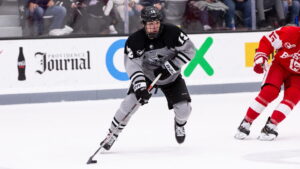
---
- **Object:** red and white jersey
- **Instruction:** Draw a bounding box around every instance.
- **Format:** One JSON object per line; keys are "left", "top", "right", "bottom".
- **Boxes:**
{"left": 257, "top": 26, "right": 300, "bottom": 74}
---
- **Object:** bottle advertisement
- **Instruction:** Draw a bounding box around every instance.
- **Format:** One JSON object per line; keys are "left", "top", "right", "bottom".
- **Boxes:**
{"left": 17, "top": 47, "right": 26, "bottom": 81}
{"left": 0, "top": 33, "right": 263, "bottom": 95}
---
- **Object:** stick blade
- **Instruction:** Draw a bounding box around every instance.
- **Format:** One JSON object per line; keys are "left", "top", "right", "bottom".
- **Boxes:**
{"left": 86, "top": 157, "right": 97, "bottom": 164}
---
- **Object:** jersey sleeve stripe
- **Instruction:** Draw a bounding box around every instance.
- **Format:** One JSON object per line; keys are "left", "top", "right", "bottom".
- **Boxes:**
{"left": 131, "top": 75, "right": 145, "bottom": 84}
{"left": 129, "top": 71, "right": 143, "bottom": 79}
{"left": 176, "top": 55, "right": 187, "bottom": 64}
{"left": 130, "top": 72, "right": 146, "bottom": 84}
{"left": 134, "top": 79, "right": 146, "bottom": 84}
{"left": 130, "top": 71, "right": 144, "bottom": 81}
{"left": 176, "top": 52, "right": 191, "bottom": 63}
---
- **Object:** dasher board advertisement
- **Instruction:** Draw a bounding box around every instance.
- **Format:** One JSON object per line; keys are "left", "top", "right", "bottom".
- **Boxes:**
{"left": 0, "top": 32, "right": 266, "bottom": 95}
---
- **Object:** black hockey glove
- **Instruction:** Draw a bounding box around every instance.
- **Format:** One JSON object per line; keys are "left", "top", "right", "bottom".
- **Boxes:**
{"left": 163, "top": 60, "right": 179, "bottom": 75}
{"left": 133, "top": 82, "right": 152, "bottom": 105}
{"left": 154, "top": 60, "right": 179, "bottom": 80}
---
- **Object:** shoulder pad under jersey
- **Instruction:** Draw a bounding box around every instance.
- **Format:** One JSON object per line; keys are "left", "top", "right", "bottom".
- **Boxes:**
{"left": 124, "top": 30, "right": 146, "bottom": 59}
{"left": 162, "top": 24, "right": 190, "bottom": 47}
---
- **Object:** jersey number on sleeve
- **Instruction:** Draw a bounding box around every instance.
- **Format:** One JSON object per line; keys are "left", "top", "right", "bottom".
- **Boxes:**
{"left": 178, "top": 32, "right": 189, "bottom": 45}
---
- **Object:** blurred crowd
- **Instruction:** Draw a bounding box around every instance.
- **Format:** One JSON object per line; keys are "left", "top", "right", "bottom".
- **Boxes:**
{"left": 19, "top": 0, "right": 300, "bottom": 37}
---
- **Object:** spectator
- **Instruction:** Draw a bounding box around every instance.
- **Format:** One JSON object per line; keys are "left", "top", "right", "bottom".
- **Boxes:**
{"left": 256, "top": 0, "right": 286, "bottom": 29}
{"left": 103, "top": 0, "right": 138, "bottom": 34}
{"left": 184, "top": 0, "right": 228, "bottom": 32}
{"left": 163, "top": 0, "right": 188, "bottom": 27}
{"left": 138, "top": 0, "right": 164, "bottom": 10}
{"left": 25, "top": 0, "right": 73, "bottom": 36}
{"left": 222, "top": 0, "right": 252, "bottom": 30}
{"left": 282, "top": 0, "right": 300, "bottom": 25}
{"left": 84, "top": 0, "right": 113, "bottom": 34}
{"left": 63, "top": 0, "right": 89, "bottom": 34}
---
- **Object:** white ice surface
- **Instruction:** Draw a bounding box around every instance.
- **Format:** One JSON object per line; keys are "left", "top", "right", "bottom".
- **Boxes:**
{"left": 0, "top": 92, "right": 300, "bottom": 169}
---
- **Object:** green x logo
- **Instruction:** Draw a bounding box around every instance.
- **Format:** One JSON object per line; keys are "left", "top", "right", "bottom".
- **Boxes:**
{"left": 184, "top": 37, "right": 214, "bottom": 77}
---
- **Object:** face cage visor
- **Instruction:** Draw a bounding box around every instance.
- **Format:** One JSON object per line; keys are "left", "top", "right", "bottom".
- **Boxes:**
{"left": 144, "top": 20, "right": 161, "bottom": 39}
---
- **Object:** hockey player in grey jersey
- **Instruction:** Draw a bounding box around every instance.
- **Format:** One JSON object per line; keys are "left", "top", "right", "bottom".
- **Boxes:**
{"left": 100, "top": 6, "right": 196, "bottom": 150}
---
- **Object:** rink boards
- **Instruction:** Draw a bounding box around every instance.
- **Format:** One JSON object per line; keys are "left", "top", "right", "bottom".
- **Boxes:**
{"left": 0, "top": 31, "right": 268, "bottom": 104}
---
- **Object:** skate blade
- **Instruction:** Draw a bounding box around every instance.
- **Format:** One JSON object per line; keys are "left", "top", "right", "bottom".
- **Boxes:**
{"left": 257, "top": 133, "right": 276, "bottom": 141}
{"left": 234, "top": 132, "right": 248, "bottom": 140}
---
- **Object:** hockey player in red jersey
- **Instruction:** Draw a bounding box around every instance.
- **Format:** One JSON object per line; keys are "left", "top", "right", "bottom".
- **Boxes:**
{"left": 235, "top": 26, "right": 300, "bottom": 141}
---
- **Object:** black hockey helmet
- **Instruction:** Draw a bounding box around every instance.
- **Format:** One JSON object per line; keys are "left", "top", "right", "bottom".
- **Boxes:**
{"left": 141, "top": 6, "right": 163, "bottom": 24}
{"left": 141, "top": 6, "right": 163, "bottom": 39}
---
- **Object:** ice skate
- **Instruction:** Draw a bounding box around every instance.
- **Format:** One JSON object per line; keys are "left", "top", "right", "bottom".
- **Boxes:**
{"left": 234, "top": 119, "right": 251, "bottom": 140}
{"left": 100, "top": 131, "right": 118, "bottom": 150}
{"left": 258, "top": 117, "right": 278, "bottom": 141}
{"left": 175, "top": 121, "right": 186, "bottom": 144}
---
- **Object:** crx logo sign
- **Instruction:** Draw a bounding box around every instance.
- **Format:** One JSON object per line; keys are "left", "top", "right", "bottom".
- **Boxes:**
{"left": 106, "top": 37, "right": 214, "bottom": 81}
{"left": 184, "top": 37, "right": 214, "bottom": 77}
{"left": 106, "top": 39, "right": 128, "bottom": 81}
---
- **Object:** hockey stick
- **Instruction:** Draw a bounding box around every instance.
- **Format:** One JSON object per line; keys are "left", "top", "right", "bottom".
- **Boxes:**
{"left": 86, "top": 73, "right": 162, "bottom": 164}
{"left": 263, "top": 62, "right": 270, "bottom": 72}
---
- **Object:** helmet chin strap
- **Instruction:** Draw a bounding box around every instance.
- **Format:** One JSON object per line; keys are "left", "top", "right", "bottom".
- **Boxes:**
{"left": 147, "top": 32, "right": 159, "bottom": 39}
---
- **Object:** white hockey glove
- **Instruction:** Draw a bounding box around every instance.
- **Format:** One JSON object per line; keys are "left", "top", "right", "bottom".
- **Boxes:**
{"left": 253, "top": 52, "right": 268, "bottom": 74}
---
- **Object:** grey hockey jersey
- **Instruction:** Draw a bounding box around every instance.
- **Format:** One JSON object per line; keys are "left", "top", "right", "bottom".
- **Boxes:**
{"left": 124, "top": 23, "right": 196, "bottom": 86}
